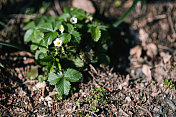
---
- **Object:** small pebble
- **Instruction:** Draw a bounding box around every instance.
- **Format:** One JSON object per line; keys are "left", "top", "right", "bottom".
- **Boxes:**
{"left": 23, "top": 56, "right": 27, "bottom": 60}
{"left": 126, "top": 96, "right": 131, "bottom": 102}
{"left": 123, "top": 82, "right": 127, "bottom": 86}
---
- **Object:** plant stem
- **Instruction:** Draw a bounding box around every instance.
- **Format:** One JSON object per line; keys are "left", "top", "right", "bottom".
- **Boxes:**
{"left": 0, "top": 41, "right": 32, "bottom": 54}
{"left": 113, "top": 0, "right": 141, "bottom": 28}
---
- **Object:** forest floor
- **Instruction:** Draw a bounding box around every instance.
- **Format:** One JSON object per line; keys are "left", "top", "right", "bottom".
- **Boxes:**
{"left": 0, "top": 0, "right": 176, "bottom": 116}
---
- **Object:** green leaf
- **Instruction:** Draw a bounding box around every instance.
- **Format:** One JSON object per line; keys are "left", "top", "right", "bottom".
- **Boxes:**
{"left": 44, "top": 32, "right": 58, "bottom": 45}
{"left": 28, "top": 30, "right": 44, "bottom": 50}
{"left": 24, "top": 29, "right": 34, "bottom": 42}
{"left": 48, "top": 72, "right": 63, "bottom": 85}
{"left": 47, "top": 62, "right": 54, "bottom": 72}
{"left": 72, "top": 8, "right": 86, "bottom": 20}
{"left": 39, "top": 40, "right": 47, "bottom": 52}
{"left": 57, "top": 13, "right": 70, "bottom": 21}
{"left": 72, "top": 30, "right": 81, "bottom": 44}
{"left": 67, "top": 24, "right": 81, "bottom": 44}
{"left": 27, "top": 66, "right": 38, "bottom": 80}
{"left": 53, "top": 21, "right": 61, "bottom": 31}
{"left": 67, "top": 24, "right": 74, "bottom": 34}
{"left": 38, "top": 23, "right": 54, "bottom": 32}
{"left": 64, "top": 68, "right": 82, "bottom": 82}
{"left": 35, "top": 17, "right": 45, "bottom": 26}
{"left": 40, "top": 55, "right": 53, "bottom": 62}
{"left": 47, "top": 16, "right": 55, "bottom": 23}
{"left": 98, "top": 54, "right": 110, "bottom": 66}
{"left": 63, "top": 6, "right": 72, "bottom": 13}
{"left": 56, "top": 78, "right": 71, "bottom": 95}
{"left": 90, "top": 27, "right": 101, "bottom": 42}
{"left": 38, "top": 75, "right": 46, "bottom": 82}
{"left": 32, "top": 30, "right": 44, "bottom": 42}
{"left": 30, "top": 44, "right": 38, "bottom": 50}
{"left": 59, "top": 33, "right": 71, "bottom": 44}
{"left": 35, "top": 50, "right": 42, "bottom": 60}
{"left": 23, "top": 21, "right": 35, "bottom": 30}
{"left": 73, "top": 57, "right": 84, "bottom": 68}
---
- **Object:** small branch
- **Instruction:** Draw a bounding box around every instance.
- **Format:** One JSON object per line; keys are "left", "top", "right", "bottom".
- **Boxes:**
{"left": 54, "top": 0, "right": 63, "bottom": 15}
{"left": 9, "top": 14, "right": 35, "bottom": 19}
{"left": 168, "top": 14, "right": 176, "bottom": 38}
{"left": 89, "top": 64, "right": 98, "bottom": 74}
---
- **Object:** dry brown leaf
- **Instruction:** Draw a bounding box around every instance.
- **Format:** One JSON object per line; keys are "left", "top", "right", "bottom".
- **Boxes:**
{"left": 130, "top": 45, "right": 142, "bottom": 58}
{"left": 33, "top": 82, "right": 46, "bottom": 91}
{"left": 142, "top": 65, "right": 152, "bottom": 82}
{"left": 139, "top": 29, "right": 148, "bottom": 46}
{"left": 72, "top": 0, "right": 95, "bottom": 13}
{"left": 160, "top": 52, "right": 171, "bottom": 63}
{"left": 146, "top": 43, "right": 157, "bottom": 58}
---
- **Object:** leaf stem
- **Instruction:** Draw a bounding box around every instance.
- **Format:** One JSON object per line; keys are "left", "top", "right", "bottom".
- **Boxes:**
{"left": 0, "top": 41, "right": 32, "bottom": 53}
{"left": 113, "top": 0, "right": 141, "bottom": 28}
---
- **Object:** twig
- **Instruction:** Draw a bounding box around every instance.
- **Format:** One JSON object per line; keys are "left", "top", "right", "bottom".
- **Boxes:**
{"left": 158, "top": 44, "right": 174, "bottom": 53}
{"left": 168, "top": 14, "right": 176, "bottom": 38}
{"left": 137, "top": 105, "right": 152, "bottom": 117}
{"left": 119, "top": 107, "right": 129, "bottom": 117}
{"left": 9, "top": 14, "right": 35, "bottom": 19}
{"left": 147, "top": 14, "right": 166, "bottom": 23}
{"left": 89, "top": 64, "right": 98, "bottom": 74}
{"left": 54, "top": 0, "right": 63, "bottom": 15}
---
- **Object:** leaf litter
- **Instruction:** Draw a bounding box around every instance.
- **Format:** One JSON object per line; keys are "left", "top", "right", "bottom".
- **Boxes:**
{"left": 0, "top": 0, "right": 176, "bottom": 117}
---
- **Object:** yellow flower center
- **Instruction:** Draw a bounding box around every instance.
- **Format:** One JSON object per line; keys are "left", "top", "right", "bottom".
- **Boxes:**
{"left": 61, "top": 27, "right": 64, "bottom": 30}
{"left": 56, "top": 41, "right": 60, "bottom": 45}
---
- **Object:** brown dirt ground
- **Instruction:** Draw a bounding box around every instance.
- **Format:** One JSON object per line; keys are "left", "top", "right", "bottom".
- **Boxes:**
{"left": 0, "top": 0, "right": 176, "bottom": 116}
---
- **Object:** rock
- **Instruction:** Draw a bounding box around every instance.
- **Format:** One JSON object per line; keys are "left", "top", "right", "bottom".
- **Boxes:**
{"left": 72, "top": 0, "right": 95, "bottom": 13}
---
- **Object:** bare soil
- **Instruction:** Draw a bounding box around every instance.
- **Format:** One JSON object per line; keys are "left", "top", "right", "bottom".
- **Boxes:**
{"left": 0, "top": 0, "right": 176, "bottom": 116}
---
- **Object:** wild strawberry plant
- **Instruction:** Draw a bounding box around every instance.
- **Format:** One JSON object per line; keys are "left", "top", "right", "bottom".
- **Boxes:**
{"left": 23, "top": 7, "right": 110, "bottom": 96}
{"left": 0, "top": 0, "right": 140, "bottom": 96}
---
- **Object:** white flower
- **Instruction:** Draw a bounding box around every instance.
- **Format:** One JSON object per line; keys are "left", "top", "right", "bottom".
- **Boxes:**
{"left": 54, "top": 38, "right": 62, "bottom": 47}
{"left": 70, "top": 17, "right": 77, "bottom": 24}
{"left": 59, "top": 25, "right": 64, "bottom": 33}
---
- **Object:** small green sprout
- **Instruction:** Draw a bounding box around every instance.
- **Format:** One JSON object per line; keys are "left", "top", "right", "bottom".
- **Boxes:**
{"left": 163, "top": 79, "right": 176, "bottom": 89}
{"left": 53, "top": 93, "right": 62, "bottom": 102}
